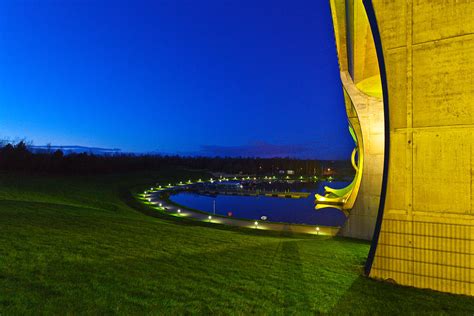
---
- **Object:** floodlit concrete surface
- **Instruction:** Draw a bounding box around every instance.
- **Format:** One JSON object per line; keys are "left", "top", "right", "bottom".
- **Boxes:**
{"left": 329, "top": 0, "right": 384, "bottom": 241}
{"left": 330, "top": 0, "right": 474, "bottom": 296}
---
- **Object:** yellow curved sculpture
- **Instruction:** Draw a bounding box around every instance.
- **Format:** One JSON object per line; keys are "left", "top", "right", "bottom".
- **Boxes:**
{"left": 315, "top": 124, "right": 363, "bottom": 214}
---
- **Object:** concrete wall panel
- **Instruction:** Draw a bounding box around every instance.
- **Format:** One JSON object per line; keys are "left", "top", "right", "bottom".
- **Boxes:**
{"left": 385, "top": 131, "right": 407, "bottom": 211}
{"left": 368, "top": 0, "right": 474, "bottom": 295}
{"left": 372, "top": 0, "right": 406, "bottom": 49}
{"left": 330, "top": 0, "right": 474, "bottom": 296}
{"left": 413, "top": 0, "right": 474, "bottom": 44}
{"left": 413, "top": 35, "right": 474, "bottom": 127}
{"left": 385, "top": 48, "right": 407, "bottom": 129}
{"left": 413, "top": 129, "right": 472, "bottom": 214}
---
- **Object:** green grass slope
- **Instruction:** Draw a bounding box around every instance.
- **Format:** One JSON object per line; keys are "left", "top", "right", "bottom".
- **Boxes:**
{"left": 0, "top": 170, "right": 473, "bottom": 314}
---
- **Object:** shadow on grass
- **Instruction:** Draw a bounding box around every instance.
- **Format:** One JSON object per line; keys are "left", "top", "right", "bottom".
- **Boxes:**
{"left": 329, "top": 275, "right": 474, "bottom": 315}
{"left": 279, "top": 240, "right": 311, "bottom": 312}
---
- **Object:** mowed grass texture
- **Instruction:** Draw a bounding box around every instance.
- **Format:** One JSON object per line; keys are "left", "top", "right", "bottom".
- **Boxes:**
{"left": 1, "top": 170, "right": 473, "bottom": 314}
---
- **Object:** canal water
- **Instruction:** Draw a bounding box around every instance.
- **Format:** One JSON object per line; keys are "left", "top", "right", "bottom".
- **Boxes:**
{"left": 169, "top": 181, "right": 349, "bottom": 226}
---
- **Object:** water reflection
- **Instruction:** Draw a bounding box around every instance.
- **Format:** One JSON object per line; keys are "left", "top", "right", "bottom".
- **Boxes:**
{"left": 170, "top": 181, "right": 349, "bottom": 226}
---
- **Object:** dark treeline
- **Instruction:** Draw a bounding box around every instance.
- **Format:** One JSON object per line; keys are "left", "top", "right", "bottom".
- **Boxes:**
{"left": 0, "top": 141, "right": 353, "bottom": 177}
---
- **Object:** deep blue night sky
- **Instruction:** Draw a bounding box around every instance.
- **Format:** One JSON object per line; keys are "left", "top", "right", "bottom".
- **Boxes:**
{"left": 0, "top": 0, "right": 353, "bottom": 160}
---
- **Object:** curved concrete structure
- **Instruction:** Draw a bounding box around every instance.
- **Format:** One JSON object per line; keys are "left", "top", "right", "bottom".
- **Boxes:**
{"left": 328, "top": 0, "right": 385, "bottom": 241}
{"left": 329, "top": 0, "right": 474, "bottom": 296}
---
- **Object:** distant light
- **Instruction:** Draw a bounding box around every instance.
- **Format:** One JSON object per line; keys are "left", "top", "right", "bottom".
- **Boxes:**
{"left": 177, "top": 209, "right": 181, "bottom": 213}
{"left": 208, "top": 215, "right": 212, "bottom": 220}
{"left": 168, "top": 183, "right": 171, "bottom": 186}
{"left": 147, "top": 198, "right": 151, "bottom": 202}
{"left": 261, "top": 216, "right": 267, "bottom": 221}
{"left": 158, "top": 186, "right": 162, "bottom": 189}
{"left": 316, "top": 227, "right": 320, "bottom": 231}
{"left": 159, "top": 203, "right": 163, "bottom": 207}
{"left": 254, "top": 221, "right": 259, "bottom": 226}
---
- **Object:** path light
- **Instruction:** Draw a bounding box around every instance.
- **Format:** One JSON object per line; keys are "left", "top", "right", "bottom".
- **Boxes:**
{"left": 158, "top": 185, "right": 162, "bottom": 189}
{"left": 177, "top": 209, "right": 181, "bottom": 214}
{"left": 254, "top": 221, "right": 259, "bottom": 228}
{"left": 208, "top": 215, "right": 212, "bottom": 221}
{"left": 316, "top": 227, "right": 320, "bottom": 235}
{"left": 147, "top": 198, "right": 151, "bottom": 202}
{"left": 159, "top": 203, "right": 163, "bottom": 207}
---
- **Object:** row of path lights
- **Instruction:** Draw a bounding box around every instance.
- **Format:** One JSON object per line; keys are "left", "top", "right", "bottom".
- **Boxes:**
{"left": 142, "top": 178, "right": 326, "bottom": 234}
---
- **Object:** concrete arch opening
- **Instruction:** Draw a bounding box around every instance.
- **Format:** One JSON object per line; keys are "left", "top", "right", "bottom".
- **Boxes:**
{"left": 319, "top": 0, "right": 385, "bottom": 241}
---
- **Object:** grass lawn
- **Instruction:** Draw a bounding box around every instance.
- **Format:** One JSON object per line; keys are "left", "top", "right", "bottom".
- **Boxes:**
{"left": 0, "top": 169, "right": 473, "bottom": 314}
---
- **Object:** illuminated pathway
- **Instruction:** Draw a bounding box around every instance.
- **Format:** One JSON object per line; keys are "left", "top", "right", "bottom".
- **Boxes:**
{"left": 137, "top": 178, "right": 339, "bottom": 236}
